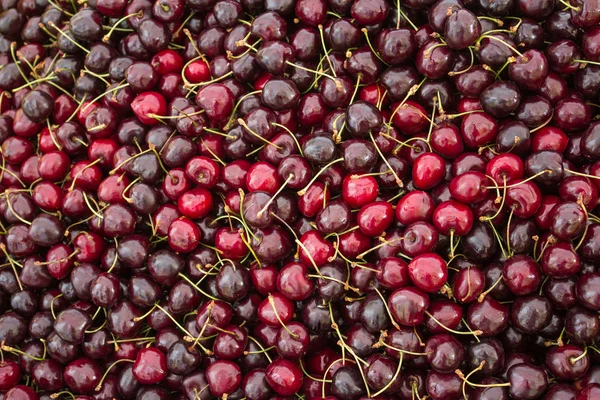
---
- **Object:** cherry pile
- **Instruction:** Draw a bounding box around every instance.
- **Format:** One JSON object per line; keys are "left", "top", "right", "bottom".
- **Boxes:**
{"left": 1, "top": 0, "right": 600, "bottom": 398}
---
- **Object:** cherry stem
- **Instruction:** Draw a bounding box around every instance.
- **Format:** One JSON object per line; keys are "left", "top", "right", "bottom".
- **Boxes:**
{"left": 121, "top": 176, "right": 142, "bottom": 203}
{"left": 449, "top": 47, "right": 475, "bottom": 76}
{"left": 84, "top": 68, "right": 110, "bottom": 85}
{"left": 299, "top": 359, "right": 332, "bottom": 383}
{"left": 271, "top": 122, "right": 304, "bottom": 156}
{"left": 535, "top": 235, "right": 556, "bottom": 262}
{"left": 237, "top": 118, "right": 283, "bottom": 149}
{"left": 69, "top": 158, "right": 103, "bottom": 192}
{"left": 425, "top": 310, "right": 483, "bottom": 337}
{"left": 244, "top": 345, "right": 275, "bottom": 355}
{"left": 95, "top": 359, "right": 134, "bottom": 391}
{"left": 317, "top": 24, "right": 337, "bottom": 77}
{"left": 477, "top": 16, "right": 504, "bottom": 26}
{"left": 155, "top": 303, "right": 195, "bottom": 339}
{"left": 371, "top": 285, "right": 401, "bottom": 330}
{"left": 480, "top": 176, "right": 506, "bottom": 222}
{"left": 574, "top": 199, "right": 589, "bottom": 251}
{"left": 248, "top": 335, "right": 273, "bottom": 363}
{"left": 268, "top": 294, "right": 299, "bottom": 339}
{"left": 308, "top": 274, "right": 359, "bottom": 293}
{"left": 399, "top": 8, "right": 418, "bottom": 30}
{"left": 297, "top": 157, "right": 344, "bottom": 196}
{"left": 478, "top": 275, "right": 503, "bottom": 302}
{"left": 558, "top": 0, "right": 580, "bottom": 11}
{"left": 257, "top": 174, "right": 294, "bottom": 217}
{"left": 286, "top": 60, "right": 339, "bottom": 84}
{"left": 11, "top": 74, "right": 58, "bottom": 93}
{"left": 386, "top": 77, "right": 426, "bottom": 136}
{"left": 377, "top": 339, "right": 431, "bottom": 356}
{"left": 457, "top": 361, "right": 510, "bottom": 388}
{"left": 479, "top": 35, "right": 524, "bottom": 57}
{"left": 372, "top": 353, "right": 403, "bottom": 397}
{"left": 109, "top": 147, "right": 153, "bottom": 175}
{"left": 1, "top": 345, "right": 45, "bottom": 361}
{"left": 531, "top": 114, "right": 554, "bottom": 133}
{"left": 362, "top": 28, "right": 388, "bottom": 66}
{"left": 50, "top": 391, "right": 75, "bottom": 399}
{"left": 505, "top": 208, "right": 515, "bottom": 256}
{"left": 344, "top": 73, "right": 362, "bottom": 105}
{"left": 9, "top": 43, "right": 30, "bottom": 85}
{"left": 570, "top": 347, "right": 588, "bottom": 364}
{"left": 200, "top": 138, "right": 226, "bottom": 166}
{"left": 48, "top": 22, "right": 90, "bottom": 54}
{"left": 327, "top": 302, "right": 371, "bottom": 396}
{"left": 132, "top": 304, "right": 158, "bottom": 322}
{"left": 4, "top": 191, "right": 31, "bottom": 226}
{"left": 178, "top": 273, "right": 221, "bottom": 302}
{"left": 0, "top": 243, "right": 22, "bottom": 291}
{"left": 564, "top": 168, "right": 600, "bottom": 181}
{"left": 357, "top": 236, "right": 402, "bottom": 260}
{"left": 485, "top": 170, "right": 551, "bottom": 189}
{"left": 82, "top": 83, "right": 130, "bottom": 114}
{"left": 103, "top": 12, "right": 143, "bottom": 42}
{"left": 82, "top": 192, "right": 104, "bottom": 221}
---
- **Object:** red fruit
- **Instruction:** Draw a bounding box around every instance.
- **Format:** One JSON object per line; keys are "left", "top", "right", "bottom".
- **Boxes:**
{"left": 342, "top": 175, "right": 378, "bottom": 208}
{"left": 408, "top": 253, "right": 448, "bottom": 293}
{"left": 184, "top": 59, "right": 210, "bottom": 83}
{"left": 131, "top": 92, "right": 167, "bottom": 126}
{"left": 133, "top": 348, "right": 167, "bottom": 384}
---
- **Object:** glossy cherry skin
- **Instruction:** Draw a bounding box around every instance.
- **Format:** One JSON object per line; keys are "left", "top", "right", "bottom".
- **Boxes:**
{"left": 396, "top": 191, "right": 435, "bottom": 225}
{"left": 503, "top": 255, "right": 542, "bottom": 295}
{"left": 432, "top": 200, "right": 474, "bottom": 236}
{"left": 577, "top": 273, "right": 600, "bottom": 311}
{"left": 467, "top": 297, "right": 510, "bottom": 337}
{"left": 412, "top": 152, "right": 446, "bottom": 190}
{"left": 357, "top": 202, "right": 394, "bottom": 237}
{"left": 265, "top": 358, "right": 304, "bottom": 396}
{"left": 342, "top": 175, "right": 378, "bottom": 209}
{"left": 505, "top": 180, "right": 542, "bottom": 218}
{"left": 425, "top": 333, "right": 465, "bottom": 373}
{"left": 205, "top": 360, "right": 242, "bottom": 397}
{"left": 549, "top": 201, "right": 587, "bottom": 241}
{"left": 131, "top": 92, "right": 167, "bottom": 125}
{"left": 63, "top": 357, "right": 102, "bottom": 394}
{"left": 0, "top": 360, "right": 21, "bottom": 390}
{"left": 388, "top": 287, "right": 430, "bottom": 327}
{"left": 507, "top": 363, "right": 548, "bottom": 400}
{"left": 407, "top": 253, "right": 447, "bottom": 293}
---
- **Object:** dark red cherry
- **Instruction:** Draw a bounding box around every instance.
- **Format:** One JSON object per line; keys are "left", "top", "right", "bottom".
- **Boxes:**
{"left": 133, "top": 347, "right": 167, "bottom": 384}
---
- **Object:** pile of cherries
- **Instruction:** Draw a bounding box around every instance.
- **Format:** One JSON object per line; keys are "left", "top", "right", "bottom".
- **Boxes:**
{"left": 2, "top": 0, "right": 600, "bottom": 397}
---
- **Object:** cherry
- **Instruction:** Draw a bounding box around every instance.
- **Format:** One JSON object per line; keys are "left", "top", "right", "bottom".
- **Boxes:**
{"left": 426, "top": 333, "right": 465, "bottom": 373}
{"left": 357, "top": 201, "right": 394, "bottom": 237}
{"left": 480, "top": 81, "right": 521, "bottom": 118}
{"left": 461, "top": 112, "right": 499, "bottom": 150}
{"left": 388, "top": 287, "right": 429, "bottom": 327}
{"left": 4, "top": 385, "right": 39, "bottom": 400}
{"left": 407, "top": 253, "right": 447, "bottom": 293}
{"left": 206, "top": 360, "right": 242, "bottom": 397}
{"left": 412, "top": 152, "right": 446, "bottom": 190}
{"left": 63, "top": 357, "right": 102, "bottom": 394}
{"left": 577, "top": 272, "right": 600, "bottom": 311}
{"left": 396, "top": 190, "right": 435, "bottom": 225}
{"left": 549, "top": 201, "right": 587, "bottom": 241}
{"left": 503, "top": 255, "right": 542, "bottom": 295}
{"left": 467, "top": 297, "right": 510, "bottom": 337}
{"left": 133, "top": 347, "right": 167, "bottom": 384}
{"left": 168, "top": 217, "right": 201, "bottom": 253}
{"left": 131, "top": 92, "right": 167, "bottom": 125}
{"left": 0, "top": 360, "right": 21, "bottom": 390}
